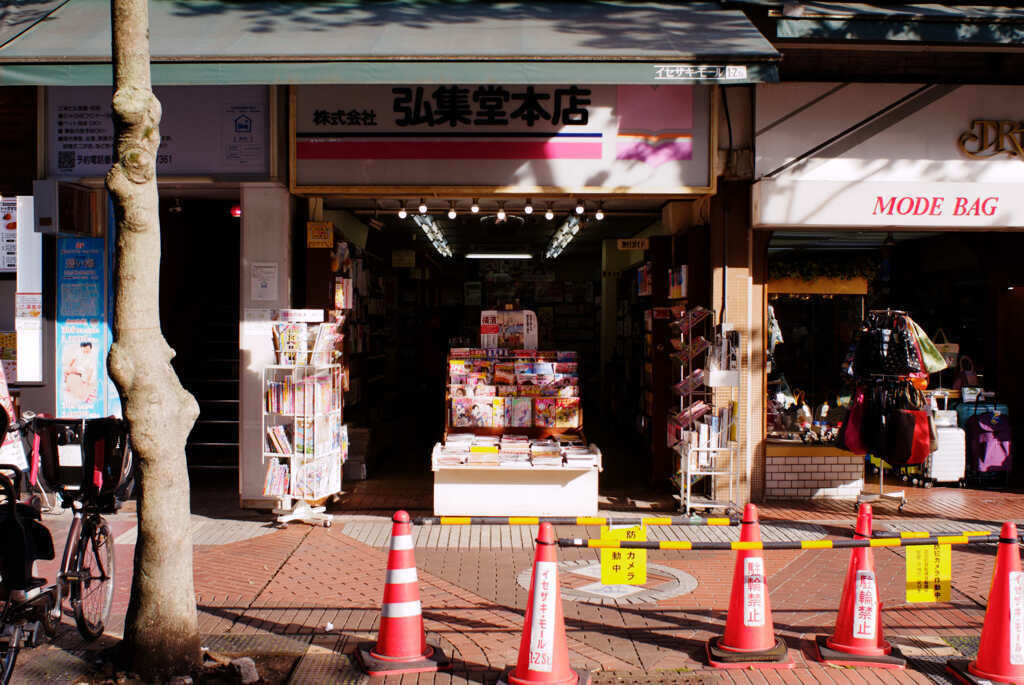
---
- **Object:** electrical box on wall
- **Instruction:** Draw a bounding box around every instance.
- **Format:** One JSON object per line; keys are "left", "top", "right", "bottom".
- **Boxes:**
{"left": 32, "top": 180, "right": 101, "bottom": 237}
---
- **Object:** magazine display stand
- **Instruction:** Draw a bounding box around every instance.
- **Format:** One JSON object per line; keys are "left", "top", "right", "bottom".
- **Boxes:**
{"left": 668, "top": 308, "right": 737, "bottom": 515}
{"left": 262, "top": 361, "right": 345, "bottom": 527}
{"left": 432, "top": 349, "right": 601, "bottom": 516}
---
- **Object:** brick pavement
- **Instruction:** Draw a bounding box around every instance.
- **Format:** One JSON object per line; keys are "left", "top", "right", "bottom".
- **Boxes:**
{"left": 12, "top": 473, "right": 1024, "bottom": 685}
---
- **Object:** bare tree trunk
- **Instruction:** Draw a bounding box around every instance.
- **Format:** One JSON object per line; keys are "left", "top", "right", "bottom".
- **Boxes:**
{"left": 106, "top": 0, "right": 201, "bottom": 679}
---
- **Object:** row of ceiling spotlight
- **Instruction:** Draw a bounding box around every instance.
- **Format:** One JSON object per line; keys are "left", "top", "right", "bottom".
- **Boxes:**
{"left": 396, "top": 198, "right": 604, "bottom": 221}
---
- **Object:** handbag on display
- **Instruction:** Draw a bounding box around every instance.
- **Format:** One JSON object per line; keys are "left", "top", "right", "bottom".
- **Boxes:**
{"left": 953, "top": 356, "right": 980, "bottom": 390}
{"left": 838, "top": 386, "right": 869, "bottom": 455}
{"left": 907, "top": 318, "right": 948, "bottom": 374}
{"left": 893, "top": 316, "right": 923, "bottom": 374}
{"left": 884, "top": 407, "right": 932, "bottom": 466}
{"left": 932, "top": 329, "right": 959, "bottom": 368}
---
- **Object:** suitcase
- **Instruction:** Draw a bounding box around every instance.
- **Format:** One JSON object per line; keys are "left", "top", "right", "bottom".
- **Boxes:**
{"left": 957, "top": 401, "right": 1009, "bottom": 428}
{"left": 927, "top": 426, "right": 966, "bottom": 484}
{"left": 966, "top": 411, "right": 1012, "bottom": 474}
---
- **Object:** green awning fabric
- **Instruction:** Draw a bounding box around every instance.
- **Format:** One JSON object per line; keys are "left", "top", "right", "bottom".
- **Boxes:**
{"left": 0, "top": 0, "right": 779, "bottom": 86}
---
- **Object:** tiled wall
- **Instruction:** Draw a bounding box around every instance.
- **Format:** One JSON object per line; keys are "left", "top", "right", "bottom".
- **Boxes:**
{"left": 765, "top": 454, "right": 864, "bottom": 499}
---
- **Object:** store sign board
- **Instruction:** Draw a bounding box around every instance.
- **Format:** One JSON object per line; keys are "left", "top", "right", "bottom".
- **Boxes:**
{"left": 754, "top": 179, "right": 1024, "bottom": 228}
{"left": 306, "top": 221, "right": 333, "bottom": 248}
{"left": 293, "top": 84, "right": 711, "bottom": 192}
{"left": 617, "top": 238, "right": 649, "bottom": 250}
{"left": 46, "top": 85, "right": 268, "bottom": 178}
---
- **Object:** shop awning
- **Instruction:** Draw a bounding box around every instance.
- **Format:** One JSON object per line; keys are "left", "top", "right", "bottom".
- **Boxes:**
{"left": 0, "top": 0, "right": 779, "bottom": 86}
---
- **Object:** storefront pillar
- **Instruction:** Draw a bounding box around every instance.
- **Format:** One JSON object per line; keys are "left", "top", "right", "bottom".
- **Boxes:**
{"left": 709, "top": 181, "right": 766, "bottom": 503}
{"left": 238, "top": 182, "right": 294, "bottom": 508}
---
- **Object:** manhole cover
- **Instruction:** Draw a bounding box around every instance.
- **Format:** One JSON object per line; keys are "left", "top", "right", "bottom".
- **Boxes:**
{"left": 516, "top": 559, "right": 697, "bottom": 605}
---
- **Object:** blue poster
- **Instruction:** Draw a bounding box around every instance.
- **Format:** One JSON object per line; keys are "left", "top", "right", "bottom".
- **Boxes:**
{"left": 56, "top": 238, "right": 108, "bottom": 417}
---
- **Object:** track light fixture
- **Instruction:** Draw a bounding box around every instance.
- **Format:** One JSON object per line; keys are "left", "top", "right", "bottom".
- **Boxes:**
{"left": 545, "top": 216, "right": 581, "bottom": 259}
{"left": 496, "top": 201, "right": 507, "bottom": 222}
{"left": 545, "top": 203, "right": 554, "bottom": 221}
{"left": 470, "top": 198, "right": 480, "bottom": 213}
{"left": 524, "top": 199, "right": 534, "bottom": 215}
{"left": 397, "top": 202, "right": 407, "bottom": 219}
{"left": 448, "top": 201, "right": 457, "bottom": 220}
{"left": 575, "top": 199, "right": 585, "bottom": 215}
{"left": 418, "top": 198, "right": 428, "bottom": 214}
{"left": 413, "top": 215, "right": 452, "bottom": 257}
{"left": 595, "top": 202, "right": 604, "bottom": 221}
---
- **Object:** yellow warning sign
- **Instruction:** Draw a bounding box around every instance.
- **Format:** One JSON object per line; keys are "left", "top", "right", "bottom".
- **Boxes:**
{"left": 600, "top": 525, "right": 646, "bottom": 585}
{"left": 905, "top": 544, "right": 951, "bottom": 603}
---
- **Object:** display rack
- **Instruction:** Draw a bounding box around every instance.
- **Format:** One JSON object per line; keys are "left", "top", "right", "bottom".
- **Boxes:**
{"left": 262, "top": 363, "right": 345, "bottom": 526}
{"left": 667, "top": 308, "right": 737, "bottom": 515}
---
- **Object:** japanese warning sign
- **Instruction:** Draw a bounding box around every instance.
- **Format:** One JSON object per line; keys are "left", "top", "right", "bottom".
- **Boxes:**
{"left": 743, "top": 557, "right": 766, "bottom": 627}
{"left": 1010, "top": 571, "right": 1024, "bottom": 665}
{"left": 600, "top": 525, "right": 647, "bottom": 585}
{"left": 528, "top": 561, "right": 558, "bottom": 673}
{"left": 905, "top": 544, "right": 951, "bottom": 603}
{"left": 852, "top": 570, "right": 878, "bottom": 640}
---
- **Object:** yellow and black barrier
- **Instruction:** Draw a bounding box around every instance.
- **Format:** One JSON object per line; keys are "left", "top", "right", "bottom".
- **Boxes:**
{"left": 413, "top": 515, "right": 738, "bottom": 527}
{"left": 557, "top": 533, "right": 1009, "bottom": 551}
{"left": 871, "top": 530, "right": 999, "bottom": 539}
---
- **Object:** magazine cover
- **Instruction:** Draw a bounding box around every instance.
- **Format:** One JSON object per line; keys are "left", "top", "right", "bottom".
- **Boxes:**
{"left": 449, "top": 384, "right": 473, "bottom": 398}
{"left": 506, "top": 397, "right": 533, "bottom": 427}
{"left": 491, "top": 397, "right": 506, "bottom": 428}
{"left": 273, "top": 322, "right": 308, "bottom": 365}
{"left": 557, "top": 350, "right": 577, "bottom": 361}
{"left": 494, "top": 362, "right": 516, "bottom": 384}
{"left": 474, "top": 385, "right": 496, "bottom": 397}
{"left": 534, "top": 398, "right": 557, "bottom": 427}
{"left": 555, "top": 362, "right": 578, "bottom": 375}
{"left": 451, "top": 398, "right": 475, "bottom": 427}
{"left": 469, "top": 399, "right": 493, "bottom": 427}
{"left": 497, "top": 385, "right": 518, "bottom": 396}
{"left": 555, "top": 398, "right": 581, "bottom": 428}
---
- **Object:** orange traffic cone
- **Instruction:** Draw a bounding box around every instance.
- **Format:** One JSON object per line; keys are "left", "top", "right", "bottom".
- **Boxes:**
{"left": 948, "top": 521, "right": 1024, "bottom": 685}
{"left": 706, "top": 503, "right": 794, "bottom": 669}
{"left": 816, "top": 503, "right": 906, "bottom": 668}
{"left": 355, "top": 510, "right": 451, "bottom": 676}
{"left": 499, "top": 522, "right": 591, "bottom": 685}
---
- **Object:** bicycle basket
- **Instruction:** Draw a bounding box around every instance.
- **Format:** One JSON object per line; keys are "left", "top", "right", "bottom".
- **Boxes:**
{"left": 35, "top": 417, "right": 132, "bottom": 505}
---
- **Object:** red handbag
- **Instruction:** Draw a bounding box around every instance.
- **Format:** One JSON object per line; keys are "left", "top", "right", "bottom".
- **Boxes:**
{"left": 885, "top": 408, "right": 932, "bottom": 466}
{"left": 840, "top": 386, "right": 869, "bottom": 454}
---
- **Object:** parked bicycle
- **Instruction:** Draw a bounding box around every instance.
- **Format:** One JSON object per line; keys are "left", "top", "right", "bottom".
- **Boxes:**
{"left": 0, "top": 409, "right": 133, "bottom": 684}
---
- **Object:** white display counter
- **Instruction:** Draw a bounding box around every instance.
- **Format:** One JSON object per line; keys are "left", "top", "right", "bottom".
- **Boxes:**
{"left": 431, "top": 443, "right": 601, "bottom": 516}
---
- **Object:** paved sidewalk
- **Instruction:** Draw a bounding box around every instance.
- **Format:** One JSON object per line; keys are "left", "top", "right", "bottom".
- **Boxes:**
{"left": 11, "top": 473, "right": 1024, "bottom": 684}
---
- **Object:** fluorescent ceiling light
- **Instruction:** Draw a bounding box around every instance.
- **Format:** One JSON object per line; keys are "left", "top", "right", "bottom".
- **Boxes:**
{"left": 465, "top": 252, "right": 533, "bottom": 260}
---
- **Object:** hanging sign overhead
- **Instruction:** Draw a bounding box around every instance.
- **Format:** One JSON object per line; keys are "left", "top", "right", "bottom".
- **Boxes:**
{"left": 293, "top": 84, "right": 711, "bottom": 193}
{"left": 617, "top": 238, "right": 649, "bottom": 251}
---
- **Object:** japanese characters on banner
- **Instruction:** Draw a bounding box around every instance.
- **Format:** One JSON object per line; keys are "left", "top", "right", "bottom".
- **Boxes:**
{"left": 47, "top": 86, "right": 268, "bottom": 178}
{"left": 600, "top": 525, "right": 647, "bottom": 585}
{"left": 56, "top": 238, "right": 108, "bottom": 418}
{"left": 480, "top": 310, "right": 538, "bottom": 350}
{"left": 743, "top": 557, "right": 766, "bottom": 627}
{"left": 294, "top": 84, "right": 710, "bottom": 191}
{"left": 528, "top": 560, "right": 558, "bottom": 673}
{"left": 1010, "top": 571, "right": 1024, "bottom": 665}
{"left": 0, "top": 197, "right": 17, "bottom": 272}
{"left": 905, "top": 544, "right": 952, "bottom": 603}
{"left": 852, "top": 570, "right": 877, "bottom": 640}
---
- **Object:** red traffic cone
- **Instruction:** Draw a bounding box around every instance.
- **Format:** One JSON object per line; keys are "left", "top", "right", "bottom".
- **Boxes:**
{"left": 816, "top": 503, "right": 905, "bottom": 668}
{"left": 355, "top": 510, "right": 451, "bottom": 676}
{"left": 499, "top": 522, "right": 591, "bottom": 685}
{"left": 706, "top": 503, "right": 794, "bottom": 669}
{"left": 948, "top": 522, "right": 1024, "bottom": 685}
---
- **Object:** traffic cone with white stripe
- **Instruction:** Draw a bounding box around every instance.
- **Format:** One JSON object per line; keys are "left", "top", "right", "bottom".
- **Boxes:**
{"left": 355, "top": 510, "right": 451, "bottom": 676}
{"left": 816, "top": 503, "right": 906, "bottom": 668}
{"left": 947, "top": 521, "right": 1024, "bottom": 685}
{"left": 706, "top": 503, "right": 794, "bottom": 669}
{"left": 498, "top": 522, "right": 591, "bottom": 685}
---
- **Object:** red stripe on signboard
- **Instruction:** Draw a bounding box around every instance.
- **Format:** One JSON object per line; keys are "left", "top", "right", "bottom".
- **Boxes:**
{"left": 297, "top": 140, "right": 602, "bottom": 160}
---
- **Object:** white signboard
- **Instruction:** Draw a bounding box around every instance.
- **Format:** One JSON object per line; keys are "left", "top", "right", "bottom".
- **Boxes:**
{"left": 742, "top": 557, "right": 766, "bottom": 627}
{"left": 294, "top": 84, "right": 710, "bottom": 192}
{"left": 47, "top": 86, "right": 268, "bottom": 178}
{"left": 528, "top": 561, "right": 558, "bottom": 673}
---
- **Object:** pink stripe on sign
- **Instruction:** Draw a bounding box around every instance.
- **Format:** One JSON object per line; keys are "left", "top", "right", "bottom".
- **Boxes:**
{"left": 297, "top": 140, "right": 602, "bottom": 160}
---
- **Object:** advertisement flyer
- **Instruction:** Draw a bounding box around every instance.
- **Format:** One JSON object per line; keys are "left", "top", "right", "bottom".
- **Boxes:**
{"left": 56, "top": 238, "right": 108, "bottom": 417}
{"left": 0, "top": 197, "right": 16, "bottom": 273}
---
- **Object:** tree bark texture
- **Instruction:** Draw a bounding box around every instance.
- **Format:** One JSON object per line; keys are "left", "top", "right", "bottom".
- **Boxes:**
{"left": 106, "top": 0, "right": 201, "bottom": 679}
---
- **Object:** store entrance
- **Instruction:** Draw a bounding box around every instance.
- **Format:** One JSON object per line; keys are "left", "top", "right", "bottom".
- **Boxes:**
{"left": 307, "top": 197, "right": 670, "bottom": 491}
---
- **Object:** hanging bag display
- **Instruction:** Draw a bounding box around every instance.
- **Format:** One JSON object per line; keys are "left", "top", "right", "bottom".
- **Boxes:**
{"left": 893, "top": 315, "right": 922, "bottom": 374}
{"left": 932, "top": 329, "right": 959, "bottom": 369}
{"left": 885, "top": 407, "right": 933, "bottom": 466}
{"left": 838, "top": 386, "right": 869, "bottom": 454}
{"left": 907, "top": 318, "right": 948, "bottom": 375}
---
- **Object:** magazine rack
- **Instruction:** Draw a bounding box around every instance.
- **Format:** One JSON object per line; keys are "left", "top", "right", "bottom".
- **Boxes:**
{"left": 668, "top": 308, "right": 737, "bottom": 516}
{"left": 261, "top": 364, "right": 344, "bottom": 527}
{"left": 433, "top": 350, "right": 601, "bottom": 516}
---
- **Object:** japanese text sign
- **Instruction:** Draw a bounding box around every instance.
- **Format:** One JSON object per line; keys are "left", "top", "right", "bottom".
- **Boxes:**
{"left": 600, "top": 524, "right": 647, "bottom": 586}
{"left": 528, "top": 561, "right": 558, "bottom": 672}
{"left": 905, "top": 544, "right": 951, "bottom": 603}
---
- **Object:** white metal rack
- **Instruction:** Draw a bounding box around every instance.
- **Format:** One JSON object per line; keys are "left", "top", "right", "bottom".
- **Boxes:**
{"left": 668, "top": 308, "right": 738, "bottom": 516}
{"left": 261, "top": 364, "right": 344, "bottom": 527}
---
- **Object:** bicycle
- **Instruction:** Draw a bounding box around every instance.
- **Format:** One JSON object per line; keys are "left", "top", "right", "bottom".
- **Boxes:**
{"left": 0, "top": 409, "right": 133, "bottom": 683}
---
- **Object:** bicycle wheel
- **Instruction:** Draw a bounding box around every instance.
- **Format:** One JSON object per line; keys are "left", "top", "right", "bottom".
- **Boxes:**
{"left": 0, "top": 624, "right": 21, "bottom": 685}
{"left": 72, "top": 520, "right": 115, "bottom": 640}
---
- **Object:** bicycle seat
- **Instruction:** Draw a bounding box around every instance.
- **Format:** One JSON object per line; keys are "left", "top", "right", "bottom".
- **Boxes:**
{"left": 0, "top": 472, "right": 54, "bottom": 593}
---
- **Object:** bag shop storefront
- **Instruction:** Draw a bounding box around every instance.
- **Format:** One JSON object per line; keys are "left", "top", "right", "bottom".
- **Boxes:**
{"left": 752, "top": 82, "right": 1024, "bottom": 501}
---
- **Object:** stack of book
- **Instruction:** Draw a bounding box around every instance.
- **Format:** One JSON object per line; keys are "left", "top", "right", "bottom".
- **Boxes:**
{"left": 438, "top": 433, "right": 473, "bottom": 465}
{"left": 530, "top": 439, "right": 563, "bottom": 467}
{"left": 467, "top": 436, "right": 501, "bottom": 465}
{"left": 498, "top": 435, "right": 531, "bottom": 467}
{"left": 564, "top": 444, "right": 598, "bottom": 468}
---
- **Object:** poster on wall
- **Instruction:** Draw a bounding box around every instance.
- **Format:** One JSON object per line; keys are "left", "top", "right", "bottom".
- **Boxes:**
{"left": 56, "top": 237, "right": 108, "bottom": 418}
{"left": 293, "top": 84, "right": 710, "bottom": 192}
{"left": 0, "top": 198, "right": 16, "bottom": 273}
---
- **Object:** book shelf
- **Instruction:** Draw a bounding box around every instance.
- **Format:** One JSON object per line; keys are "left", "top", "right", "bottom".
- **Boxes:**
{"left": 432, "top": 349, "right": 601, "bottom": 516}
{"left": 262, "top": 363, "right": 345, "bottom": 526}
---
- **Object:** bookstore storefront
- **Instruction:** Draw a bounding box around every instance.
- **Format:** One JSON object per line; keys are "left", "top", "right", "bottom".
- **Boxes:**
{"left": 752, "top": 82, "right": 1024, "bottom": 501}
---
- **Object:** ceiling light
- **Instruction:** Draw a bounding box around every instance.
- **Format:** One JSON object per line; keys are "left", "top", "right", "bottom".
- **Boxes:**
{"left": 448, "top": 201, "right": 457, "bottom": 220}
{"left": 418, "top": 198, "right": 428, "bottom": 214}
{"left": 524, "top": 199, "right": 534, "bottom": 215}
{"left": 465, "top": 253, "right": 533, "bottom": 260}
{"left": 413, "top": 215, "right": 452, "bottom": 257}
{"left": 398, "top": 202, "right": 407, "bottom": 219}
{"left": 496, "top": 201, "right": 506, "bottom": 222}
{"left": 545, "top": 216, "right": 581, "bottom": 259}
{"left": 545, "top": 203, "right": 554, "bottom": 221}
{"left": 575, "top": 199, "right": 585, "bottom": 215}
{"left": 470, "top": 198, "right": 480, "bottom": 213}
{"left": 595, "top": 202, "right": 604, "bottom": 221}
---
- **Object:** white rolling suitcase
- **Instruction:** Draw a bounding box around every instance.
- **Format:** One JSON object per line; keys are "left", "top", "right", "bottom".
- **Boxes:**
{"left": 927, "top": 426, "right": 966, "bottom": 484}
